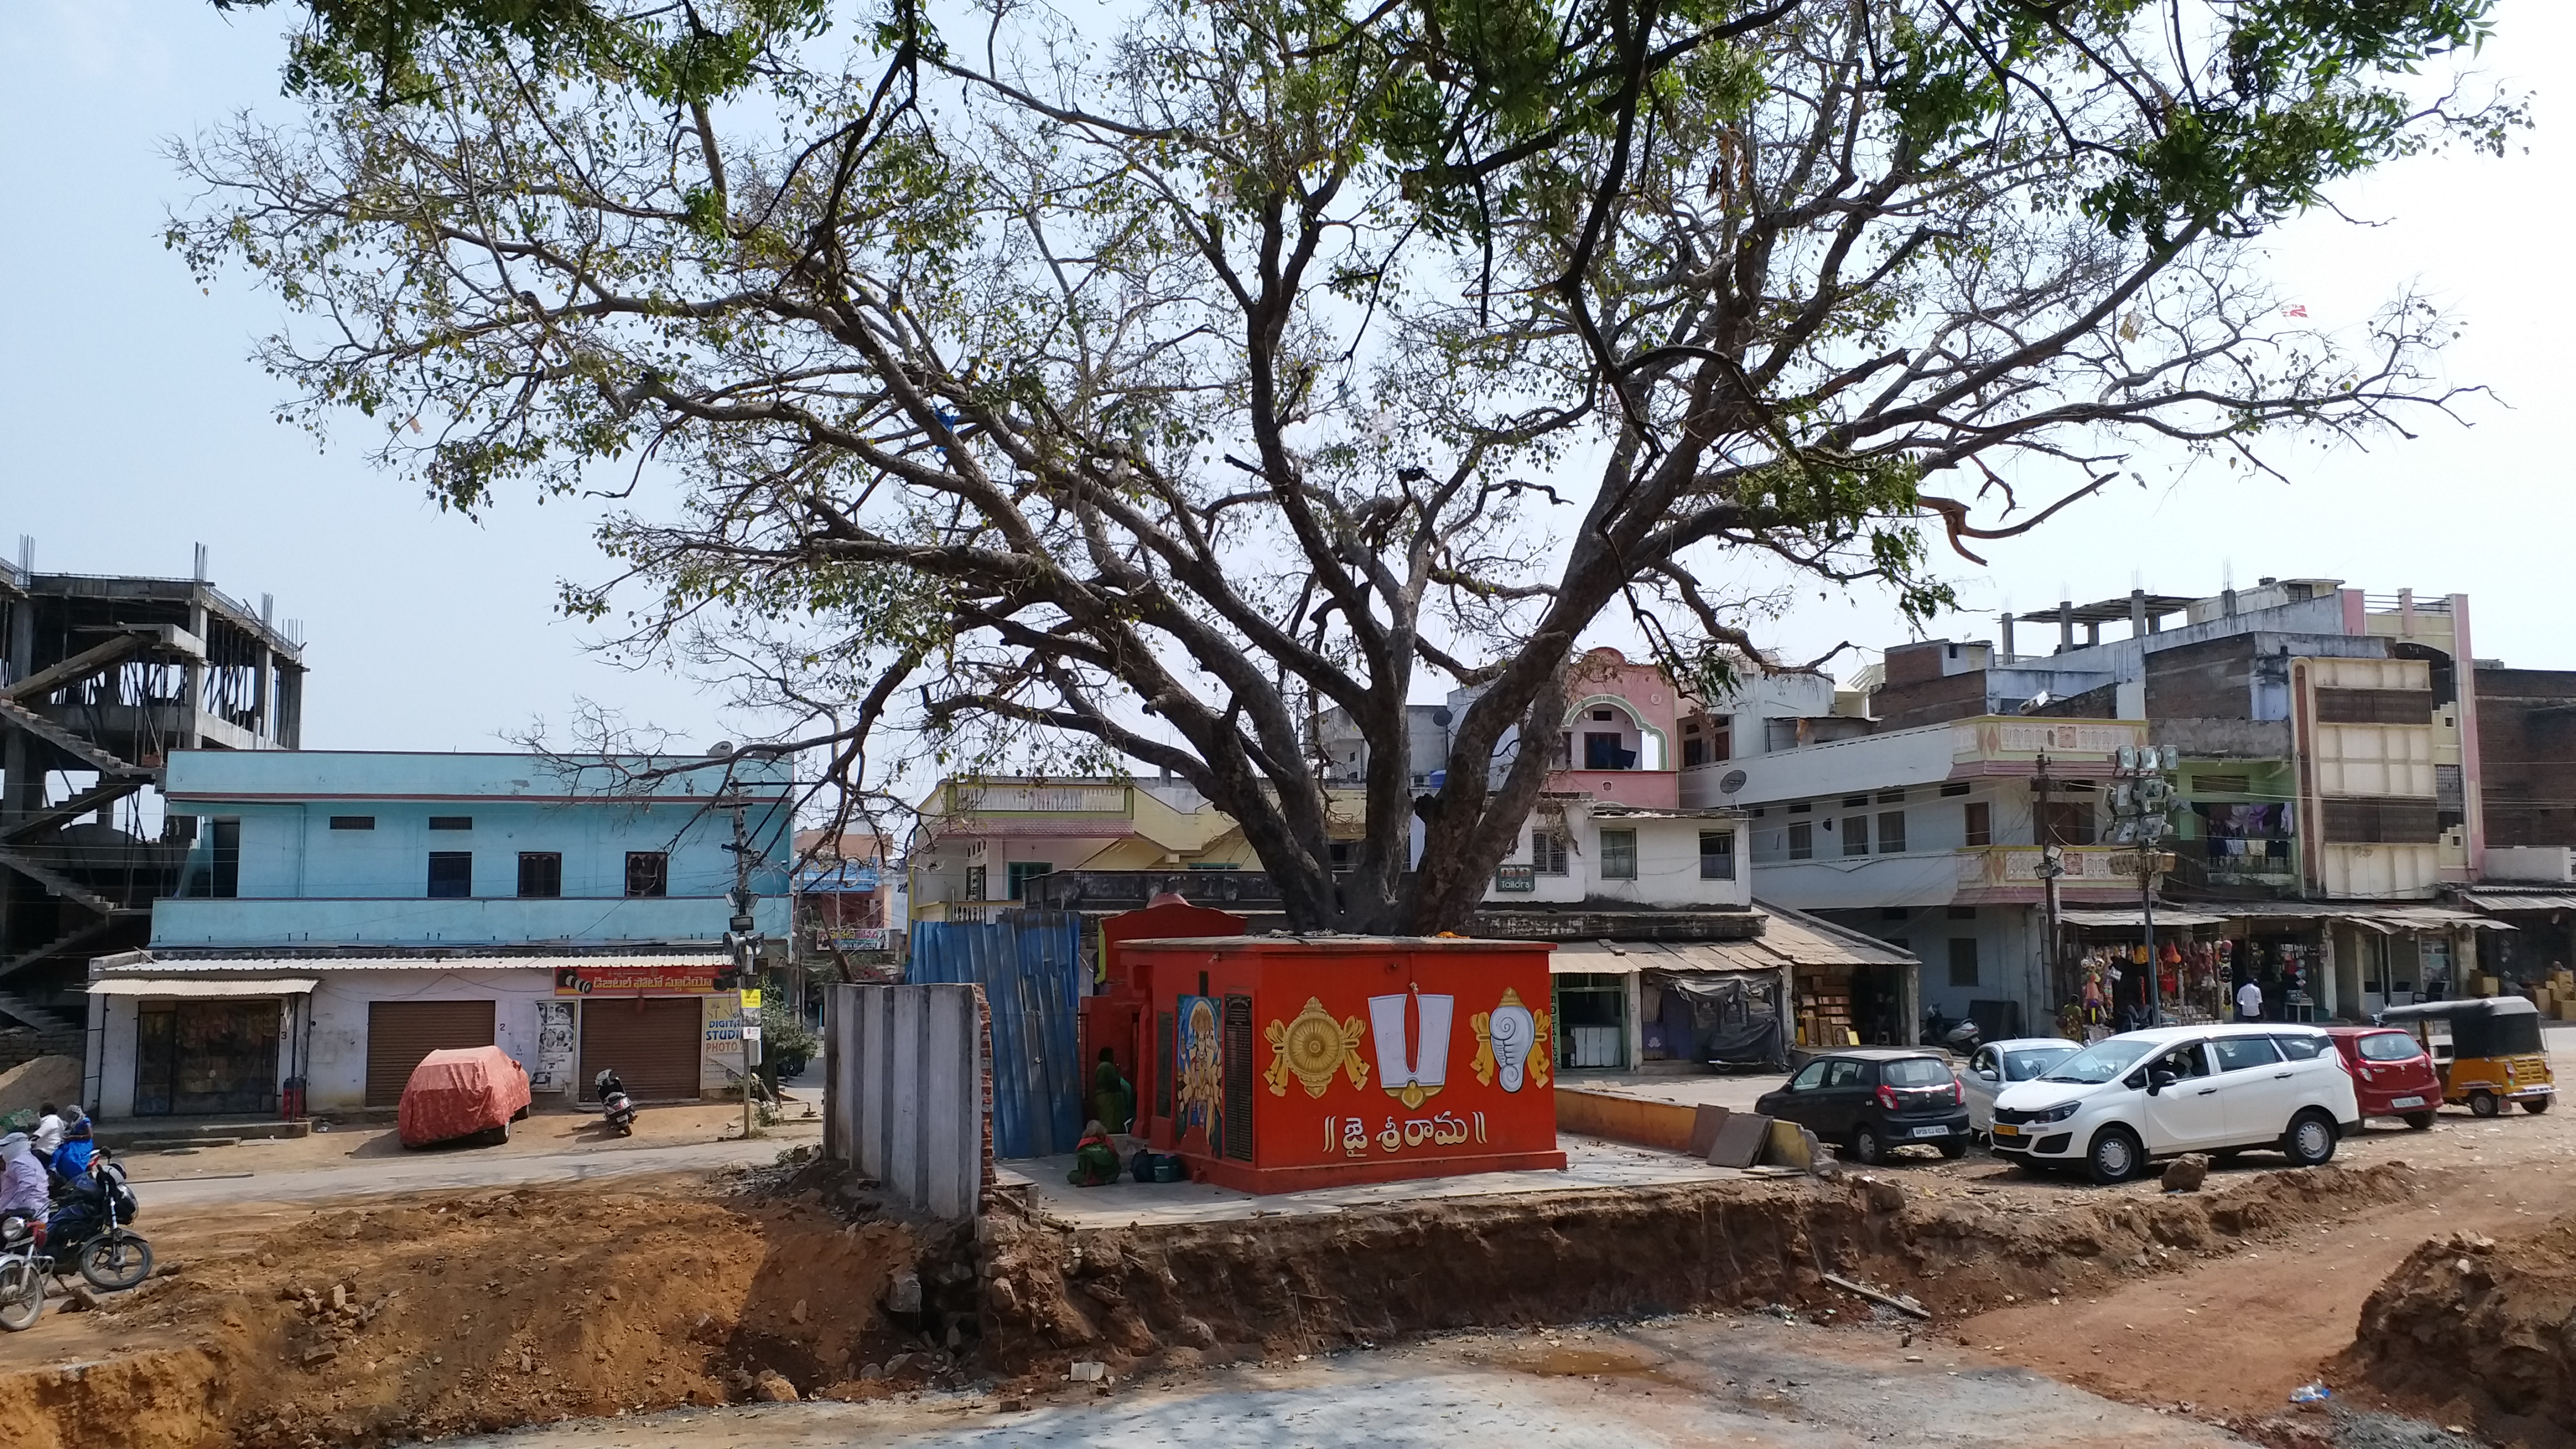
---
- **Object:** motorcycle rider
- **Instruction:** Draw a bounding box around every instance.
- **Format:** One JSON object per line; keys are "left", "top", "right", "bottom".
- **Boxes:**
{"left": 0, "top": 1135, "right": 45, "bottom": 1223}
{"left": 29, "top": 1106, "right": 61, "bottom": 1166}
{"left": 50, "top": 1111, "right": 94, "bottom": 1180}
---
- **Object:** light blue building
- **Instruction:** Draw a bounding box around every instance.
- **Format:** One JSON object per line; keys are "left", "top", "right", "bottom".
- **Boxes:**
{"left": 85, "top": 750, "right": 793, "bottom": 1120}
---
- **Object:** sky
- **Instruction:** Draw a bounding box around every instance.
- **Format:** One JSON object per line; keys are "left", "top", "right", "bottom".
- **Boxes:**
{"left": 2, "top": 1, "right": 2572, "bottom": 765}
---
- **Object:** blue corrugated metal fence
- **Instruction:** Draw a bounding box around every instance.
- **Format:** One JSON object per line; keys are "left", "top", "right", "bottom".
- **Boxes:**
{"left": 908, "top": 910, "right": 1085, "bottom": 1158}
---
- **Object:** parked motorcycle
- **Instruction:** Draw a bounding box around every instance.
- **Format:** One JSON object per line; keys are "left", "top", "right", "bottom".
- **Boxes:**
{"left": 48, "top": 1152, "right": 150, "bottom": 1292}
{"left": 1921, "top": 1008, "right": 1982, "bottom": 1055}
{"left": 595, "top": 1068, "right": 637, "bottom": 1137}
{"left": 0, "top": 1214, "right": 51, "bottom": 1331}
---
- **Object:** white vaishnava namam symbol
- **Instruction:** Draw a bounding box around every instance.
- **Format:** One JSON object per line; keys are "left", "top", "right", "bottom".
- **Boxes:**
{"left": 1486, "top": 998, "right": 1536, "bottom": 1091}
{"left": 1368, "top": 986, "right": 1454, "bottom": 1109}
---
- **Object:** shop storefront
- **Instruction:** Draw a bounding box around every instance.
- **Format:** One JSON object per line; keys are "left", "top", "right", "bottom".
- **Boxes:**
{"left": 86, "top": 950, "right": 742, "bottom": 1117}
{"left": 2057, "top": 903, "right": 2503, "bottom": 1029}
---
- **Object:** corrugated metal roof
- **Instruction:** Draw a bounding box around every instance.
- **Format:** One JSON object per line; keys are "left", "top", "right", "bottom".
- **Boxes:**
{"left": 2463, "top": 891, "right": 2576, "bottom": 914}
{"left": 87, "top": 977, "right": 320, "bottom": 997}
{"left": 93, "top": 953, "right": 722, "bottom": 977}
{"left": 1546, "top": 907, "right": 1916, "bottom": 974}
{"left": 2059, "top": 907, "right": 2231, "bottom": 927}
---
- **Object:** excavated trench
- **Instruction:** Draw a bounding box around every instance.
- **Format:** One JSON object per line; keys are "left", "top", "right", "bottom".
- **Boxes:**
{"left": 0, "top": 1159, "right": 2428, "bottom": 1448}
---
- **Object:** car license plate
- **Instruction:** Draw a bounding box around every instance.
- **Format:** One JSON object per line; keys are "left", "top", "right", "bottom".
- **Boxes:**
{"left": 2389, "top": 1095, "right": 2426, "bottom": 1109}
{"left": 1912, "top": 1125, "right": 1953, "bottom": 1139}
{"left": 1991, "top": 1123, "right": 2021, "bottom": 1138}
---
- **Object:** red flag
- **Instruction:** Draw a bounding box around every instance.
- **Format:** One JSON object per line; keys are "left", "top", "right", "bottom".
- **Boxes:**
{"left": 2281, "top": 304, "right": 2308, "bottom": 319}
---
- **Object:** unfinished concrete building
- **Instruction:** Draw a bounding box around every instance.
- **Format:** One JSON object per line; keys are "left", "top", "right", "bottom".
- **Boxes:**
{"left": 0, "top": 542, "right": 304, "bottom": 1064}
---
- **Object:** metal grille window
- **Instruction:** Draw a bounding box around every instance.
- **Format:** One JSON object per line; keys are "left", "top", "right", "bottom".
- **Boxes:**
{"left": 1006, "top": 861, "right": 1053, "bottom": 900}
{"left": 2039, "top": 800, "right": 2096, "bottom": 846}
{"left": 1532, "top": 830, "right": 1570, "bottom": 875}
{"left": 2321, "top": 796, "right": 2441, "bottom": 844}
{"left": 624, "top": 850, "right": 669, "bottom": 898}
{"left": 429, "top": 816, "right": 473, "bottom": 831}
{"left": 426, "top": 851, "right": 472, "bottom": 898}
{"left": 1841, "top": 816, "right": 1869, "bottom": 856}
{"left": 1698, "top": 830, "right": 1735, "bottom": 880}
{"left": 1599, "top": 828, "right": 1639, "bottom": 879}
{"left": 1788, "top": 822, "right": 1813, "bottom": 860}
{"left": 329, "top": 816, "right": 375, "bottom": 830}
{"left": 1964, "top": 801, "right": 1991, "bottom": 847}
{"left": 1155, "top": 1012, "right": 1176, "bottom": 1121}
{"left": 1221, "top": 996, "right": 1255, "bottom": 1159}
{"left": 1876, "top": 811, "right": 1906, "bottom": 854}
{"left": 517, "top": 851, "right": 562, "bottom": 898}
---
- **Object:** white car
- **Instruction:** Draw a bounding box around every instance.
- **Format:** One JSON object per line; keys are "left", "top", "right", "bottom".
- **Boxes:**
{"left": 1988, "top": 1024, "right": 2361, "bottom": 1184}
{"left": 1962, "top": 1038, "right": 2084, "bottom": 1133}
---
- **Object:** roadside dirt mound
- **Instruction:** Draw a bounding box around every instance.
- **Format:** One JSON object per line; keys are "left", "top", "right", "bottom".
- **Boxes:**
{"left": 2337, "top": 1213, "right": 2576, "bottom": 1443}
{"left": 0, "top": 1181, "right": 973, "bottom": 1449}
{"left": 0, "top": 1055, "right": 79, "bottom": 1121}
{"left": 974, "top": 1162, "right": 2422, "bottom": 1380}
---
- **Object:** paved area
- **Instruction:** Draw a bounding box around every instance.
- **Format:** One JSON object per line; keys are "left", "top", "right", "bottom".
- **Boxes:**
{"left": 430, "top": 1317, "right": 2248, "bottom": 1448}
{"left": 998, "top": 1135, "right": 1746, "bottom": 1228}
{"left": 130, "top": 1131, "right": 815, "bottom": 1209}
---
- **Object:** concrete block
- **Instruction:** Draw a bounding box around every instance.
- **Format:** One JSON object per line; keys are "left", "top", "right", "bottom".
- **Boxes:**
{"left": 1707, "top": 1111, "right": 1772, "bottom": 1168}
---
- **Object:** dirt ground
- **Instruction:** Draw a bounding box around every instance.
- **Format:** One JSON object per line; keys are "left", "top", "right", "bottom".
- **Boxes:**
{"left": 0, "top": 1172, "right": 967, "bottom": 1449}
{"left": 1, "top": 1088, "right": 2569, "bottom": 1449}
{"left": 122, "top": 1096, "right": 824, "bottom": 1182}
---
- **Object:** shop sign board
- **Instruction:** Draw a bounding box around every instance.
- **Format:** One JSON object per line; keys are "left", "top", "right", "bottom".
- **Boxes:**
{"left": 555, "top": 963, "right": 723, "bottom": 996}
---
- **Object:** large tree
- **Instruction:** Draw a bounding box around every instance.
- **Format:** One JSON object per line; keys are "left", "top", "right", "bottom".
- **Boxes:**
{"left": 179, "top": 0, "right": 2518, "bottom": 930}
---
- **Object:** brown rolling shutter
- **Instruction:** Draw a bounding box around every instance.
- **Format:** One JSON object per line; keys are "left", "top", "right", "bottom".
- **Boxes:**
{"left": 365, "top": 1000, "right": 498, "bottom": 1106}
{"left": 576, "top": 997, "right": 704, "bottom": 1102}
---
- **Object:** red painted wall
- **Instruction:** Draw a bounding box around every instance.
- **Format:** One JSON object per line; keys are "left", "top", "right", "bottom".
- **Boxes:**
{"left": 1125, "top": 936, "right": 1565, "bottom": 1193}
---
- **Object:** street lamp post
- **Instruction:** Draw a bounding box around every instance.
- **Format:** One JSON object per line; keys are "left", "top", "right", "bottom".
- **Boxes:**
{"left": 2109, "top": 746, "right": 2177, "bottom": 1025}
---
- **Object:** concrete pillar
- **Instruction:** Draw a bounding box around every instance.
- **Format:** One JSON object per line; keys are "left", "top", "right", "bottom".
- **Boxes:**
{"left": 2057, "top": 600, "right": 2075, "bottom": 654}
{"left": 2130, "top": 588, "right": 2149, "bottom": 638}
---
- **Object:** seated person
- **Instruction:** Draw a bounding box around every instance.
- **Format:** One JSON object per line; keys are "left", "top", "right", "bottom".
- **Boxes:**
{"left": 1066, "top": 1120, "right": 1121, "bottom": 1187}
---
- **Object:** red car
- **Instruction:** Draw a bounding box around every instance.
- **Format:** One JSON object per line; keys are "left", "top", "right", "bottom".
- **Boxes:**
{"left": 2326, "top": 1026, "right": 2444, "bottom": 1129}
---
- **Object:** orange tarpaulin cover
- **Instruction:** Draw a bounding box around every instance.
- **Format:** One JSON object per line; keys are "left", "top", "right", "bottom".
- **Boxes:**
{"left": 398, "top": 1045, "right": 533, "bottom": 1148}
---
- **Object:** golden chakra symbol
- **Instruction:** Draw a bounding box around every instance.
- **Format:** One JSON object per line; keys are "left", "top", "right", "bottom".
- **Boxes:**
{"left": 1264, "top": 997, "right": 1370, "bottom": 1098}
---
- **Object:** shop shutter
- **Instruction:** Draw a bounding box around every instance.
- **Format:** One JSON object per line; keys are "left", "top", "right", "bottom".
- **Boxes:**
{"left": 576, "top": 996, "right": 705, "bottom": 1102}
{"left": 364, "top": 1000, "right": 497, "bottom": 1107}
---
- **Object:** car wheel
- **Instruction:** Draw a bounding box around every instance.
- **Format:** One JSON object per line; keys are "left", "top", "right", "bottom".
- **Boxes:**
{"left": 1846, "top": 1125, "right": 1886, "bottom": 1166}
{"left": 2522, "top": 1097, "right": 2551, "bottom": 1116}
{"left": 2086, "top": 1125, "right": 2142, "bottom": 1185}
{"left": 2470, "top": 1091, "right": 2501, "bottom": 1118}
{"left": 2283, "top": 1109, "right": 2337, "bottom": 1167}
{"left": 2403, "top": 1111, "right": 2437, "bottom": 1130}
{"left": 1937, "top": 1136, "right": 1968, "bottom": 1160}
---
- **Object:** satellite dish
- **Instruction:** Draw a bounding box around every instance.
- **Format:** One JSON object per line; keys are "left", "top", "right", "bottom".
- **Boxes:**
{"left": 707, "top": 741, "right": 735, "bottom": 758}
{"left": 1718, "top": 769, "right": 1748, "bottom": 795}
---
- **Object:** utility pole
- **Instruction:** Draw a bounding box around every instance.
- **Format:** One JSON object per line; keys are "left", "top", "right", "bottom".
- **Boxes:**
{"left": 723, "top": 801, "right": 764, "bottom": 1141}
{"left": 2034, "top": 754, "right": 2064, "bottom": 1017}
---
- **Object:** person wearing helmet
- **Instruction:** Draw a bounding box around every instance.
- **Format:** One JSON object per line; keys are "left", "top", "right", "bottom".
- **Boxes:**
{"left": 0, "top": 1135, "right": 45, "bottom": 1221}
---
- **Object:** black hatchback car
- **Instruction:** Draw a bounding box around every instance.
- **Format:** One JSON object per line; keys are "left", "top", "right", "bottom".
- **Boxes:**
{"left": 1755, "top": 1048, "right": 1972, "bottom": 1164}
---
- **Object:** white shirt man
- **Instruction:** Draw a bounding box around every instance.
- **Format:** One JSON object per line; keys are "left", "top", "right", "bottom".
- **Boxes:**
{"left": 30, "top": 1108, "right": 61, "bottom": 1158}
{"left": 2236, "top": 979, "right": 2264, "bottom": 1022}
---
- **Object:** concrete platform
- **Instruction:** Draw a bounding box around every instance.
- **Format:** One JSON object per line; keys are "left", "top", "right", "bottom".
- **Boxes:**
{"left": 996, "top": 1134, "right": 1747, "bottom": 1229}
{"left": 93, "top": 1115, "right": 311, "bottom": 1149}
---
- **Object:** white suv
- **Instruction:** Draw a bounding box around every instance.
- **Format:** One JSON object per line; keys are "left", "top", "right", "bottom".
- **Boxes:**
{"left": 1988, "top": 1024, "right": 2361, "bottom": 1184}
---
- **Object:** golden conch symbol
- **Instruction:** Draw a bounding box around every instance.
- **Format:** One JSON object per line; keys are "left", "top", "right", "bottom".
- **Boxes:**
{"left": 1263, "top": 997, "right": 1370, "bottom": 1098}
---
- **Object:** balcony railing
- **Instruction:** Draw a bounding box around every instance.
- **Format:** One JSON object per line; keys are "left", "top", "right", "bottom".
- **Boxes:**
{"left": 940, "top": 783, "right": 1130, "bottom": 815}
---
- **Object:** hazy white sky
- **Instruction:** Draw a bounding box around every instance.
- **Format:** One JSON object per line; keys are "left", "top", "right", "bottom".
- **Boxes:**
{"left": 3, "top": 1, "right": 2569, "bottom": 757}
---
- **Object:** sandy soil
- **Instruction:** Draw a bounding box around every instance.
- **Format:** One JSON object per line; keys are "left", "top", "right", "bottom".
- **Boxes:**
{"left": 0, "top": 1172, "right": 969, "bottom": 1449}
{"left": 1935, "top": 1104, "right": 2576, "bottom": 1445}
{"left": 422, "top": 1315, "right": 2256, "bottom": 1449}
{"left": 122, "top": 1096, "right": 823, "bottom": 1182}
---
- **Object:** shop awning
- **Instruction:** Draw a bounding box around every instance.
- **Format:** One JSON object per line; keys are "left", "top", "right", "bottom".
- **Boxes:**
{"left": 87, "top": 976, "right": 320, "bottom": 998}
{"left": 2058, "top": 907, "right": 2229, "bottom": 928}
{"left": 2460, "top": 891, "right": 2576, "bottom": 915}
{"left": 2167, "top": 902, "right": 2512, "bottom": 932}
